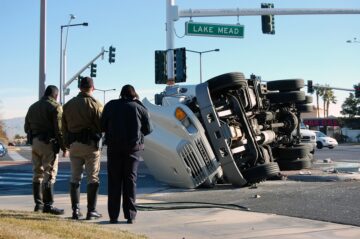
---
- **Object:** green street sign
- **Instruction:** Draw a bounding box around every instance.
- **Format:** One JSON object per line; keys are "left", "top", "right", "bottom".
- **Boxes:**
{"left": 185, "top": 22, "right": 244, "bottom": 39}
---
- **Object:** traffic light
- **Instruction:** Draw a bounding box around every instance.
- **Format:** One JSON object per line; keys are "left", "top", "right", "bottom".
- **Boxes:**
{"left": 261, "top": 3, "right": 275, "bottom": 34}
{"left": 109, "top": 46, "right": 116, "bottom": 63}
{"left": 174, "top": 47, "right": 186, "bottom": 83}
{"left": 90, "top": 63, "right": 97, "bottom": 78}
{"left": 77, "top": 75, "right": 83, "bottom": 88}
{"left": 307, "top": 80, "right": 314, "bottom": 94}
{"left": 155, "top": 50, "right": 167, "bottom": 84}
{"left": 354, "top": 84, "right": 360, "bottom": 98}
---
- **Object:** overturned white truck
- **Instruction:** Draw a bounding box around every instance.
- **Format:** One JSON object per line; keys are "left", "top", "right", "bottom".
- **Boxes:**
{"left": 142, "top": 72, "right": 313, "bottom": 188}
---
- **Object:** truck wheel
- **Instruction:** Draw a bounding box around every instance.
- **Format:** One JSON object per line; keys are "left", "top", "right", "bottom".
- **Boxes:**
{"left": 296, "top": 104, "right": 313, "bottom": 112}
{"left": 267, "top": 91, "right": 305, "bottom": 104}
{"left": 301, "top": 95, "right": 313, "bottom": 104}
{"left": 207, "top": 72, "right": 247, "bottom": 94}
{"left": 277, "top": 144, "right": 310, "bottom": 160}
{"left": 267, "top": 79, "right": 304, "bottom": 92}
{"left": 242, "top": 162, "right": 280, "bottom": 184}
{"left": 277, "top": 158, "right": 312, "bottom": 171}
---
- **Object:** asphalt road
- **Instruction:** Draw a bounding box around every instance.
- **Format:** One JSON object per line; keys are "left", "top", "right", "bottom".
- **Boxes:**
{"left": 1, "top": 145, "right": 360, "bottom": 226}
{"left": 314, "top": 144, "right": 360, "bottom": 163}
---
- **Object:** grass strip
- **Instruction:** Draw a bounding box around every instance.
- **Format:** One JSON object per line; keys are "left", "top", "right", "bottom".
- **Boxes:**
{"left": 0, "top": 210, "right": 147, "bottom": 239}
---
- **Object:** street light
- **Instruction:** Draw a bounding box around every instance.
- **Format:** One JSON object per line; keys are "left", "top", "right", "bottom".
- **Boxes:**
{"left": 95, "top": 88, "right": 116, "bottom": 105}
{"left": 59, "top": 14, "right": 88, "bottom": 105}
{"left": 346, "top": 37, "right": 360, "bottom": 44}
{"left": 186, "top": 49, "right": 220, "bottom": 83}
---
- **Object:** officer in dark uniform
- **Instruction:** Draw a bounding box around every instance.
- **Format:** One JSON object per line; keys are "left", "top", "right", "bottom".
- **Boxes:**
{"left": 101, "top": 84, "right": 152, "bottom": 224}
{"left": 62, "top": 77, "right": 103, "bottom": 220}
{"left": 24, "top": 85, "right": 66, "bottom": 215}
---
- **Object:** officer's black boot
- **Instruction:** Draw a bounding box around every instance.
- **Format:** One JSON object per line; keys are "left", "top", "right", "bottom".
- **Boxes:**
{"left": 32, "top": 182, "right": 43, "bottom": 212}
{"left": 86, "top": 182, "right": 102, "bottom": 220}
{"left": 70, "top": 183, "right": 82, "bottom": 219}
{"left": 42, "top": 182, "right": 65, "bottom": 215}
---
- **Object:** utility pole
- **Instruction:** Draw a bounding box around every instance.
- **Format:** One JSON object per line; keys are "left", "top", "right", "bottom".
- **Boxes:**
{"left": 166, "top": 0, "right": 176, "bottom": 85}
{"left": 39, "top": 0, "right": 46, "bottom": 99}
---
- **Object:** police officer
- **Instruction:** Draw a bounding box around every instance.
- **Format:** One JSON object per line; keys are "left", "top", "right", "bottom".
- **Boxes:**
{"left": 62, "top": 77, "right": 103, "bottom": 220}
{"left": 101, "top": 84, "right": 152, "bottom": 224}
{"left": 24, "top": 85, "right": 66, "bottom": 215}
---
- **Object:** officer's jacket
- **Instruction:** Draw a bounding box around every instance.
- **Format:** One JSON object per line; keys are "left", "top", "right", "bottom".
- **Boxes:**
{"left": 101, "top": 98, "right": 152, "bottom": 152}
{"left": 24, "top": 96, "right": 66, "bottom": 151}
{"left": 62, "top": 92, "right": 103, "bottom": 146}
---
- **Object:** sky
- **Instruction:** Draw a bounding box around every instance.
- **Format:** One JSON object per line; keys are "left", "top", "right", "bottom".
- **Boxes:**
{"left": 0, "top": 0, "right": 359, "bottom": 120}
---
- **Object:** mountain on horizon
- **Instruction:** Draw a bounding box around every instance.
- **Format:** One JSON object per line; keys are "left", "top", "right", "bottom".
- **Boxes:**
{"left": 3, "top": 117, "right": 25, "bottom": 140}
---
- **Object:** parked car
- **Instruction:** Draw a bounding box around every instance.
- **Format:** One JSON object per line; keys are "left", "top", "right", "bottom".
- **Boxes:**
{"left": 299, "top": 122, "right": 316, "bottom": 154}
{"left": 314, "top": 131, "right": 338, "bottom": 149}
{"left": 0, "top": 143, "right": 7, "bottom": 157}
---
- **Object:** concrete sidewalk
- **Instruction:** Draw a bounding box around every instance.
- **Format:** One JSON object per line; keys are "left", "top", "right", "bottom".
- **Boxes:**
{"left": 0, "top": 193, "right": 359, "bottom": 239}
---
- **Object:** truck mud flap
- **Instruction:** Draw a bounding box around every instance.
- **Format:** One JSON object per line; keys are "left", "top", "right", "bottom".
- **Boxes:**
{"left": 195, "top": 83, "right": 247, "bottom": 187}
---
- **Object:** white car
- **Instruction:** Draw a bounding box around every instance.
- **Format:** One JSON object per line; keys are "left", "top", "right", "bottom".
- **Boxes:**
{"left": 314, "top": 131, "right": 338, "bottom": 149}
{"left": 299, "top": 123, "right": 316, "bottom": 154}
{"left": 0, "top": 143, "right": 7, "bottom": 157}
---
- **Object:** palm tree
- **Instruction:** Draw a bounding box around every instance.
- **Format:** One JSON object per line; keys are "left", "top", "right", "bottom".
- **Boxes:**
{"left": 322, "top": 86, "right": 337, "bottom": 117}
{"left": 314, "top": 86, "right": 325, "bottom": 118}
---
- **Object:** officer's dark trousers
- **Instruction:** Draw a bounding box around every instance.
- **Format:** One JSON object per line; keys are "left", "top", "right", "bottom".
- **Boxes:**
{"left": 107, "top": 147, "right": 140, "bottom": 221}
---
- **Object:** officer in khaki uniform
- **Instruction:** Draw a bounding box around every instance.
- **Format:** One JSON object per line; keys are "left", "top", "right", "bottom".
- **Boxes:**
{"left": 62, "top": 77, "right": 103, "bottom": 220}
{"left": 24, "top": 85, "right": 66, "bottom": 215}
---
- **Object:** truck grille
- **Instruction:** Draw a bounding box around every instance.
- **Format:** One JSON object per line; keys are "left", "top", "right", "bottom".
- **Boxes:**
{"left": 179, "top": 143, "right": 207, "bottom": 185}
{"left": 195, "top": 138, "right": 217, "bottom": 172}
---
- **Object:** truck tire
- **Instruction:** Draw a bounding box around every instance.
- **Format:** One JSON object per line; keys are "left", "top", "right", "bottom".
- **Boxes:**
{"left": 296, "top": 104, "right": 313, "bottom": 112}
{"left": 267, "top": 79, "right": 304, "bottom": 92}
{"left": 207, "top": 72, "right": 247, "bottom": 94}
{"left": 267, "top": 91, "right": 305, "bottom": 104}
{"left": 277, "top": 144, "right": 310, "bottom": 160}
{"left": 303, "top": 95, "right": 313, "bottom": 104}
{"left": 242, "top": 162, "right": 280, "bottom": 184}
{"left": 277, "top": 158, "right": 312, "bottom": 171}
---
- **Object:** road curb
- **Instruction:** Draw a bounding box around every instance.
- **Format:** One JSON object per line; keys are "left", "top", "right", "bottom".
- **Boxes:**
{"left": 286, "top": 173, "right": 360, "bottom": 182}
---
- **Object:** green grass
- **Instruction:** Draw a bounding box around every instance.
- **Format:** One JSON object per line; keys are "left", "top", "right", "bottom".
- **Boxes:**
{"left": 0, "top": 210, "right": 147, "bottom": 239}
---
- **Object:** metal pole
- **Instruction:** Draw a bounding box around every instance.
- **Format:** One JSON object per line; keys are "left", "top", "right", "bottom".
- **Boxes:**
{"left": 39, "top": 0, "right": 46, "bottom": 100}
{"left": 199, "top": 52, "right": 202, "bottom": 83}
{"left": 186, "top": 49, "right": 219, "bottom": 83}
{"left": 64, "top": 49, "right": 105, "bottom": 89}
{"left": 103, "top": 91, "right": 105, "bottom": 105}
{"left": 61, "top": 48, "right": 66, "bottom": 104}
{"left": 62, "top": 16, "right": 75, "bottom": 104}
{"left": 166, "top": 0, "right": 176, "bottom": 85}
{"left": 179, "top": 8, "right": 360, "bottom": 18}
{"left": 59, "top": 27, "right": 63, "bottom": 104}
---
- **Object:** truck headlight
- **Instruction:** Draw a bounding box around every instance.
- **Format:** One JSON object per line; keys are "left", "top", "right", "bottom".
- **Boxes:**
{"left": 175, "top": 107, "right": 187, "bottom": 121}
{"left": 175, "top": 107, "right": 191, "bottom": 128}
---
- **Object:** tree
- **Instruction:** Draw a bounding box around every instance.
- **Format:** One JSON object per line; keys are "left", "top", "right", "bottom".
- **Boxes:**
{"left": 0, "top": 101, "right": 8, "bottom": 142}
{"left": 314, "top": 86, "right": 325, "bottom": 118}
{"left": 341, "top": 93, "right": 360, "bottom": 118}
{"left": 0, "top": 121, "right": 7, "bottom": 140}
{"left": 322, "top": 86, "right": 337, "bottom": 117}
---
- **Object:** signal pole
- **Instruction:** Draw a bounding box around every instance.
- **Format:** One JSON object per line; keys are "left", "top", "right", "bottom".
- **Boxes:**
{"left": 39, "top": 0, "right": 46, "bottom": 99}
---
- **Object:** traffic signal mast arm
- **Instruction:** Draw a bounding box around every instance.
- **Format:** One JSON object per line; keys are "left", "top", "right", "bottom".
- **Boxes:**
{"left": 177, "top": 8, "right": 360, "bottom": 18}
{"left": 165, "top": 1, "right": 360, "bottom": 84}
{"left": 64, "top": 48, "right": 105, "bottom": 89}
{"left": 311, "top": 84, "right": 354, "bottom": 92}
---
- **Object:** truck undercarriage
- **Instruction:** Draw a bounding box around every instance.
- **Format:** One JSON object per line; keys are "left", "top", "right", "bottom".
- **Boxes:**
{"left": 142, "top": 72, "right": 313, "bottom": 188}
